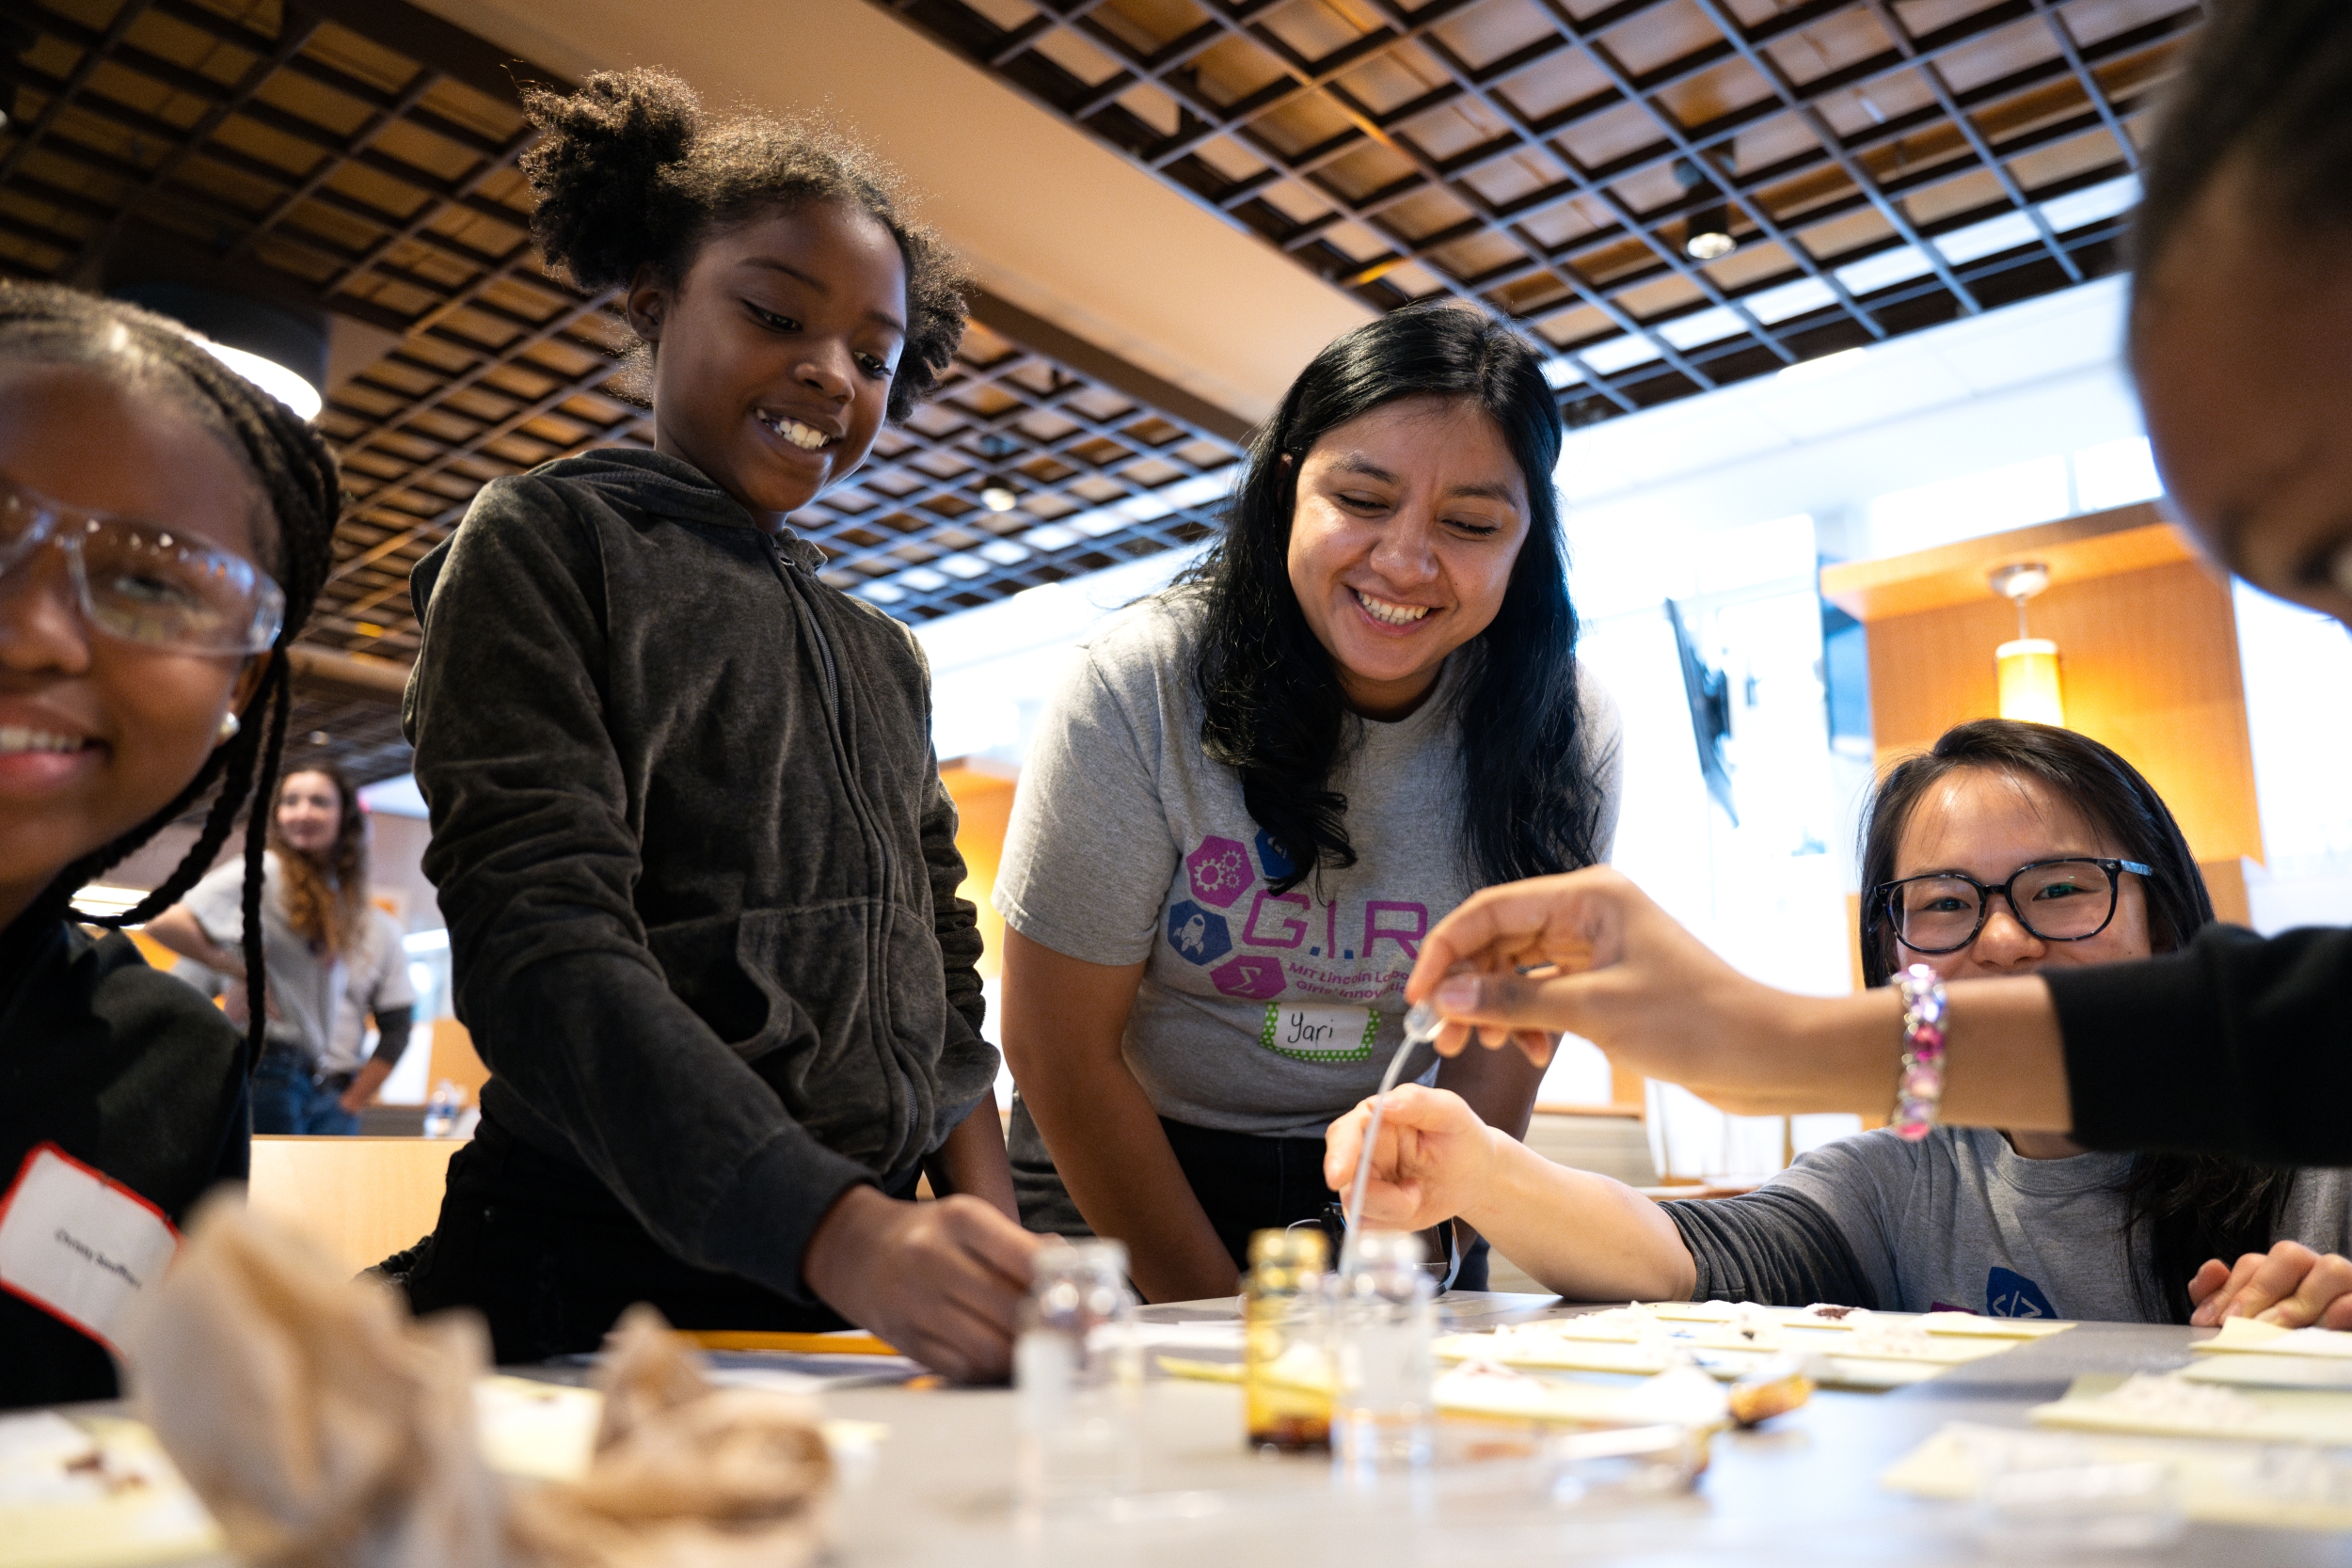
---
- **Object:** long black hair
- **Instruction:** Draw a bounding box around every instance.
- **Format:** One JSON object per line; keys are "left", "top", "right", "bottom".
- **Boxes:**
{"left": 1182, "top": 303, "right": 1604, "bottom": 896}
{"left": 1858, "top": 719, "right": 2295, "bottom": 1323}
{"left": 519, "top": 68, "right": 966, "bottom": 423}
{"left": 6, "top": 282, "right": 342, "bottom": 1072}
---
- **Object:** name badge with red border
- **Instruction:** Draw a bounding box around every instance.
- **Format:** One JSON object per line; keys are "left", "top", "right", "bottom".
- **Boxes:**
{"left": 0, "top": 1143, "right": 180, "bottom": 1354}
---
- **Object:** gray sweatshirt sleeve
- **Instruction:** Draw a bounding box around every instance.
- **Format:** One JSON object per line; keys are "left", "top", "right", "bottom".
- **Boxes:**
{"left": 1663, "top": 1188, "right": 1882, "bottom": 1309}
{"left": 405, "top": 481, "right": 873, "bottom": 1307}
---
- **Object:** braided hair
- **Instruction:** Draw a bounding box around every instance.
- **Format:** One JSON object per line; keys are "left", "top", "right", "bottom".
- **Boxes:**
{"left": 517, "top": 68, "right": 968, "bottom": 423}
{"left": 2, "top": 282, "right": 342, "bottom": 1072}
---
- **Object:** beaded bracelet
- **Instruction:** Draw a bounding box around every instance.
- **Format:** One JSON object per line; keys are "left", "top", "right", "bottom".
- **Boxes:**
{"left": 1890, "top": 963, "right": 1948, "bottom": 1142}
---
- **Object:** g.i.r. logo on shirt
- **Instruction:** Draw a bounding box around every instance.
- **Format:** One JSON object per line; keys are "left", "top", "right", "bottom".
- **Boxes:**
{"left": 1169, "top": 832, "right": 1431, "bottom": 1005}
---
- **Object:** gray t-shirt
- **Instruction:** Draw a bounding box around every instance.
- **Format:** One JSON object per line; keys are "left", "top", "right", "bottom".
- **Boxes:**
{"left": 1670, "top": 1125, "right": 2352, "bottom": 1323}
{"left": 177, "top": 851, "right": 342, "bottom": 1066}
{"left": 324, "top": 907, "right": 416, "bottom": 1075}
{"left": 995, "top": 594, "right": 1624, "bottom": 1138}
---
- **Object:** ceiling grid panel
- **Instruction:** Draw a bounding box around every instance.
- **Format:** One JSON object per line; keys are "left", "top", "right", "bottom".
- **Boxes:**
{"left": 874, "top": 0, "right": 2199, "bottom": 426}
{"left": 0, "top": 0, "right": 1260, "bottom": 781}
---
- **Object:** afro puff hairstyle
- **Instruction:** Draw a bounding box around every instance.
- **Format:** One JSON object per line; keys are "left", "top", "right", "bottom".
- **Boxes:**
{"left": 519, "top": 69, "right": 967, "bottom": 424}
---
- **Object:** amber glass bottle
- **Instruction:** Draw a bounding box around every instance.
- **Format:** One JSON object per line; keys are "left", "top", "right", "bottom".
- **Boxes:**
{"left": 1242, "top": 1227, "right": 1332, "bottom": 1451}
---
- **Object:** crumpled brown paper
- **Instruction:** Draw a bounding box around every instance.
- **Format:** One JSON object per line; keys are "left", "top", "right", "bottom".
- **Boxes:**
{"left": 123, "top": 1199, "right": 832, "bottom": 1568}
{"left": 510, "top": 1306, "right": 834, "bottom": 1568}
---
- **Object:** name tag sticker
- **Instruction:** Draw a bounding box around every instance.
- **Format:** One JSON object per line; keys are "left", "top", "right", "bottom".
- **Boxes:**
{"left": 1259, "top": 1004, "right": 1380, "bottom": 1061}
{"left": 0, "top": 1144, "right": 179, "bottom": 1354}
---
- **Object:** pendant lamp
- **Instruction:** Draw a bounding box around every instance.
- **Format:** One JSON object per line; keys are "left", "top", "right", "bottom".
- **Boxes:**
{"left": 1989, "top": 562, "right": 2063, "bottom": 727}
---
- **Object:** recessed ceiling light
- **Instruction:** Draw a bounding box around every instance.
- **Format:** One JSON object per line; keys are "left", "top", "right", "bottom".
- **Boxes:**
{"left": 1684, "top": 206, "right": 1735, "bottom": 261}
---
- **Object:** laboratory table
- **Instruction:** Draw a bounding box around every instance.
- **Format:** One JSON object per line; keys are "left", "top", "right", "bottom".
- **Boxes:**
{"left": 76, "top": 1292, "right": 2352, "bottom": 1565}
{"left": 819, "top": 1292, "right": 2352, "bottom": 1566}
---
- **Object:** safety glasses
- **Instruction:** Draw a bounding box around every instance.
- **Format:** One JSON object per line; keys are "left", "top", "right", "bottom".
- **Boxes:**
{"left": 0, "top": 474, "right": 284, "bottom": 656}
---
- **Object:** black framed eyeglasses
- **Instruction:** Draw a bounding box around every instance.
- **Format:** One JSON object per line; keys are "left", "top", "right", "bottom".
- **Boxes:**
{"left": 1874, "top": 857, "right": 2153, "bottom": 954}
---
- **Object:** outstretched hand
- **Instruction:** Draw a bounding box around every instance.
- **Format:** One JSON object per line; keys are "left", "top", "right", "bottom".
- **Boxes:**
{"left": 1321, "top": 1084, "right": 1495, "bottom": 1235}
{"left": 1405, "top": 868, "right": 1798, "bottom": 1110}
{"left": 802, "top": 1187, "right": 1041, "bottom": 1383}
{"left": 2188, "top": 1240, "right": 2352, "bottom": 1330}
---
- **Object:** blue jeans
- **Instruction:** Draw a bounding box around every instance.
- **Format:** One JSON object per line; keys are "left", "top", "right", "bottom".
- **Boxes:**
{"left": 251, "top": 1052, "right": 360, "bottom": 1136}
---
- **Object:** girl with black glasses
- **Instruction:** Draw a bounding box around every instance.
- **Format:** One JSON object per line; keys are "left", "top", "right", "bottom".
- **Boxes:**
{"left": 1327, "top": 721, "right": 2352, "bottom": 1325}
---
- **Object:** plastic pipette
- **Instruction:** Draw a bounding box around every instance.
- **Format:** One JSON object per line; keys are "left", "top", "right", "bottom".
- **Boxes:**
{"left": 1338, "top": 998, "right": 1444, "bottom": 1281}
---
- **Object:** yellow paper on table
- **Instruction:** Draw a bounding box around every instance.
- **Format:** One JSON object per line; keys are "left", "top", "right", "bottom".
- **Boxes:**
{"left": 1915, "top": 1311, "right": 2074, "bottom": 1338}
{"left": 1153, "top": 1354, "right": 1732, "bottom": 1429}
{"left": 1435, "top": 1363, "right": 1730, "bottom": 1429}
{"left": 1438, "top": 1315, "right": 2017, "bottom": 1388}
{"left": 2190, "top": 1318, "right": 2352, "bottom": 1358}
{"left": 2185, "top": 1354, "right": 2352, "bottom": 1392}
{"left": 0, "top": 1412, "right": 222, "bottom": 1568}
{"left": 1646, "top": 1301, "right": 2073, "bottom": 1338}
{"left": 2033, "top": 1371, "right": 2352, "bottom": 1445}
{"left": 1435, "top": 1330, "right": 1700, "bottom": 1377}
{"left": 1883, "top": 1420, "right": 2352, "bottom": 1531}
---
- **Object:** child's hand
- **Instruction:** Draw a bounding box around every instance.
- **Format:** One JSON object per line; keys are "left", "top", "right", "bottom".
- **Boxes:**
{"left": 2187, "top": 1240, "right": 2352, "bottom": 1328}
{"left": 1320, "top": 1084, "right": 1495, "bottom": 1233}
{"left": 803, "top": 1187, "right": 1041, "bottom": 1382}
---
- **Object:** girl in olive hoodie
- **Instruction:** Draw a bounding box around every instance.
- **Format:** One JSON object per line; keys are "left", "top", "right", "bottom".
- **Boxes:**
{"left": 396, "top": 71, "right": 1036, "bottom": 1379}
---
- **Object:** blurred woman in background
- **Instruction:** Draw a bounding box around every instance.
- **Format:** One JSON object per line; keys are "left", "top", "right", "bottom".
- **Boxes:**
{"left": 150, "top": 763, "right": 413, "bottom": 1134}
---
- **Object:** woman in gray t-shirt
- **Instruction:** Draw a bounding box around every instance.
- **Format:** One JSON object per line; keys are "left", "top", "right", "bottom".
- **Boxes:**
{"left": 995, "top": 306, "right": 1624, "bottom": 1305}
{"left": 1328, "top": 720, "right": 2352, "bottom": 1325}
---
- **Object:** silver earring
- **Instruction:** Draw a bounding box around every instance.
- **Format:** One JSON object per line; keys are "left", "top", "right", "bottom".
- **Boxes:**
{"left": 215, "top": 710, "right": 241, "bottom": 745}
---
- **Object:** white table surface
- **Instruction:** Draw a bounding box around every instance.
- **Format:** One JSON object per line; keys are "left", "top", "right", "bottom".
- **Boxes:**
{"left": 75, "top": 1292, "right": 2352, "bottom": 1565}
{"left": 818, "top": 1293, "right": 2352, "bottom": 1566}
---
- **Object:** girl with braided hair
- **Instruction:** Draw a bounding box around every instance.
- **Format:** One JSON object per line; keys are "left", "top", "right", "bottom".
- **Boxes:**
{"left": 0, "top": 280, "right": 339, "bottom": 1407}
{"left": 393, "top": 70, "right": 1037, "bottom": 1380}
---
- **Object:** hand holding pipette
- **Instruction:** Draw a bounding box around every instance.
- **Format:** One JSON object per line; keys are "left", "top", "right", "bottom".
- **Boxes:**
{"left": 1327, "top": 1080, "right": 1498, "bottom": 1248}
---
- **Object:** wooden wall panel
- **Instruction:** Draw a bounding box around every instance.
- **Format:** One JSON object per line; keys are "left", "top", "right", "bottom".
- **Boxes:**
{"left": 426, "top": 1017, "right": 491, "bottom": 1108}
{"left": 249, "top": 1136, "right": 460, "bottom": 1275}
{"left": 1865, "top": 559, "right": 2263, "bottom": 865}
{"left": 940, "top": 767, "right": 1018, "bottom": 982}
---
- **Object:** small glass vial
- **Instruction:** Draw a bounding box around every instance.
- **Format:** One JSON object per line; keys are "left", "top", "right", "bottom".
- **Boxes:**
{"left": 1331, "top": 1228, "right": 1437, "bottom": 1481}
{"left": 1015, "top": 1239, "right": 1138, "bottom": 1521}
{"left": 421, "top": 1081, "right": 463, "bottom": 1139}
{"left": 1243, "top": 1227, "right": 1332, "bottom": 1452}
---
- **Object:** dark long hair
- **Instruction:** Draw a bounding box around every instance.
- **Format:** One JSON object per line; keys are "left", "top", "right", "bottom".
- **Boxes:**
{"left": 7, "top": 282, "right": 342, "bottom": 1074}
{"left": 1858, "top": 720, "right": 2294, "bottom": 1323}
{"left": 269, "top": 762, "right": 369, "bottom": 958}
{"left": 1182, "top": 303, "right": 1604, "bottom": 896}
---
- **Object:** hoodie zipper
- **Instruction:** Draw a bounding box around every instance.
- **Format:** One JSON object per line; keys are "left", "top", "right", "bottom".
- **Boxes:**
{"left": 763, "top": 536, "right": 889, "bottom": 892}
